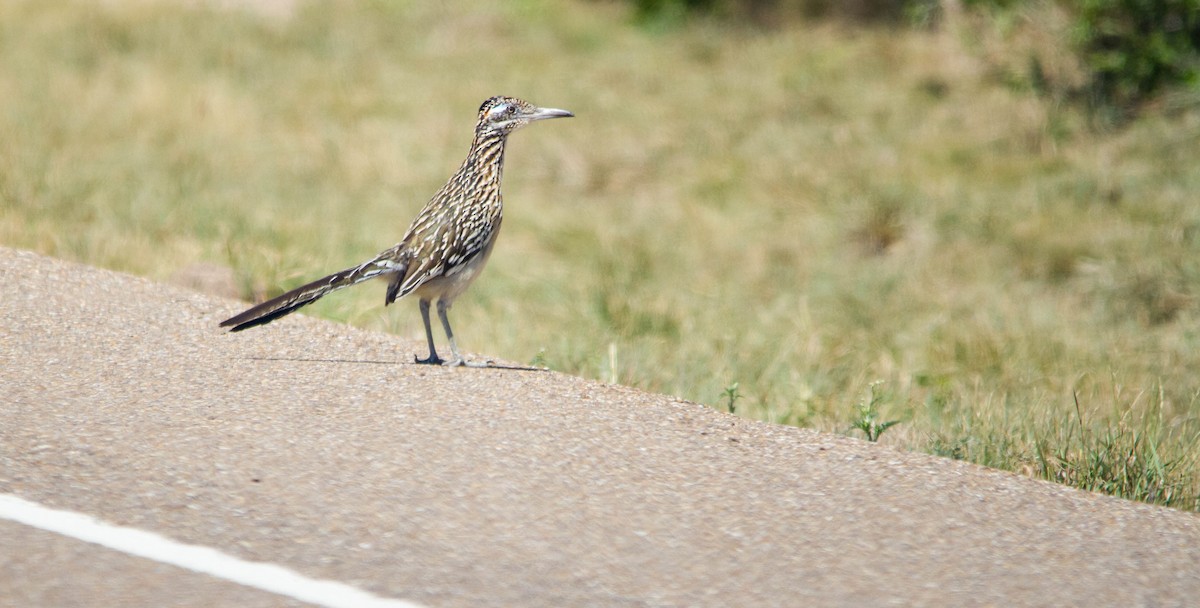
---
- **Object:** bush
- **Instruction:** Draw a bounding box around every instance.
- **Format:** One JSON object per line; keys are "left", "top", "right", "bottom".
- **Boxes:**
{"left": 1072, "top": 0, "right": 1200, "bottom": 115}
{"left": 627, "top": 0, "right": 1200, "bottom": 120}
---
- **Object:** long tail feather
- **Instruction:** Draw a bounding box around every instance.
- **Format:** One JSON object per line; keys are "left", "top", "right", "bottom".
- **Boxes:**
{"left": 220, "top": 258, "right": 402, "bottom": 332}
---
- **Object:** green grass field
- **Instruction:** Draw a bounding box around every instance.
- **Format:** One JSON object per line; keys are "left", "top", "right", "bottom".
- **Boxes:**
{"left": 3, "top": 0, "right": 1198, "bottom": 510}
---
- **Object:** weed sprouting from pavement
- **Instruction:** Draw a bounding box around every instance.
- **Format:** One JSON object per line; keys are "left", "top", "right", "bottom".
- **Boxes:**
{"left": 849, "top": 382, "right": 902, "bottom": 442}
{"left": 721, "top": 382, "right": 742, "bottom": 414}
{"left": 530, "top": 348, "right": 550, "bottom": 370}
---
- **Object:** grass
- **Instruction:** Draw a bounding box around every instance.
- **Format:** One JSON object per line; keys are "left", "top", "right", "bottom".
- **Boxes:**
{"left": 2, "top": 0, "right": 1198, "bottom": 510}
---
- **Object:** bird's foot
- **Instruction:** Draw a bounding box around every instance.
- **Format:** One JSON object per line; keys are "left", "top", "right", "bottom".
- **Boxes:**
{"left": 442, "top": 357, "right": 493, "bottom": 368}
{"left": 414, "top": 354, "right": 444, "bottom": 365}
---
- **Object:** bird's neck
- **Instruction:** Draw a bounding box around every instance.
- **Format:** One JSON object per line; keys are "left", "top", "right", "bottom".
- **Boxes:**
{"left": 460, "top": 131, "right": 508, "bottom": 189}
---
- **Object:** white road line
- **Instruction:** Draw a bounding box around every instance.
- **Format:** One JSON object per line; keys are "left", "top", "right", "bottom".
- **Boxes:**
{"left": 0, "top": 493, "right": 425, "bottom": 608}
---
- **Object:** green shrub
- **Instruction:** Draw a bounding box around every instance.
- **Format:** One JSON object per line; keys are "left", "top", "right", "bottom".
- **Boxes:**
{"left": 630, "top": 0, "right": 1200, "bottom": 119}
{"left": 1071, "top": 0, "right": 1200, "bottom": 115}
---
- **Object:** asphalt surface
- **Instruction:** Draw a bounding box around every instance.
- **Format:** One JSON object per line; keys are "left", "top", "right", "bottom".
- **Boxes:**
{"left": 2, "top": 245, "right": 1199, "bottom": 607}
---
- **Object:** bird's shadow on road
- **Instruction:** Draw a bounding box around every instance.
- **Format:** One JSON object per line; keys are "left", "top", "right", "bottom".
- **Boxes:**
{"left": 236, "top": 356, "right": 550, "bottom": 372}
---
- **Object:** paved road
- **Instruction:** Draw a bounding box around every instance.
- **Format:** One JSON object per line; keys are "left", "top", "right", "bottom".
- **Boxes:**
{"left": 2, "top": 246, "right": 1198, "bottom": 607}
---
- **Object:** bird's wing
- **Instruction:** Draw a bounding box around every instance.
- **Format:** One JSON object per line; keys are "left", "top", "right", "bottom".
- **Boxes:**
{"left": 385, "top": 203, "right": 500, "bottom": 304}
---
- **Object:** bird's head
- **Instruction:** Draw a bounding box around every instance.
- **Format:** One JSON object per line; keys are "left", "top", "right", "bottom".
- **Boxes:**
{"left": 477, "top": 96, "right": 573, "bottom": 136}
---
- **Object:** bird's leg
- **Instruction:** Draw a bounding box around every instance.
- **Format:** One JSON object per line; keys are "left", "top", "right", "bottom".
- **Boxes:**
{"left": 414, "top": 298, "right": 444, "bottom": 365}
{"left": 437, "top": 299, "right": 490, "bottom": 368}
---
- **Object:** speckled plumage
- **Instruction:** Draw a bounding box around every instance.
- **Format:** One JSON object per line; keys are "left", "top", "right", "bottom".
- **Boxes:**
{"left": 220, "top": 96, "right": 573, "bottom": 366}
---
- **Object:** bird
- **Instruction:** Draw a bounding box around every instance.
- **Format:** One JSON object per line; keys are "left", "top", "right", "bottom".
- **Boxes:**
{"left": 219, "top": 95, "right": 573, "bottom": 367}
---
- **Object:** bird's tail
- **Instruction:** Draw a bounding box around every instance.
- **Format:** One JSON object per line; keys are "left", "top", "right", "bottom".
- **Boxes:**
{"left": 219, "top": 257, "right": 402, "bottom": 332}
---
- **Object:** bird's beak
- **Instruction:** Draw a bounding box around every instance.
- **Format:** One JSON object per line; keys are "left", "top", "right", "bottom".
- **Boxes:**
{"left": 525, "top": 106, "right": 574, "bottom": 121}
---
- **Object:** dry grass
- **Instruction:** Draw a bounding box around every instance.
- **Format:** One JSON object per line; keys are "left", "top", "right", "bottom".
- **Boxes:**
{"left": 2, "top": 0, "right": 1198, "bottom": 509}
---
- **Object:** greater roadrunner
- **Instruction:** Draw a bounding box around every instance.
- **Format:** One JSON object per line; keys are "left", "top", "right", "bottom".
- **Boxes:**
{"left": 220, "top": 96, "right": 572, "bottom": 366}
